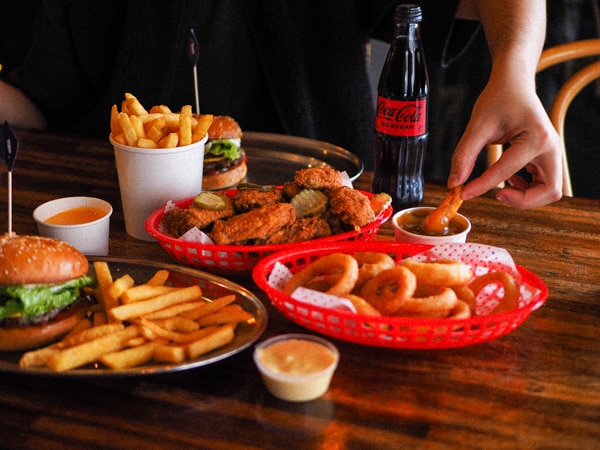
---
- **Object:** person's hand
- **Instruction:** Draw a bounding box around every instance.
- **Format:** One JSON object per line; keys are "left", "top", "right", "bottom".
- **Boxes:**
{"left": 447, "top": 70, "right": 563, "bottom": 209}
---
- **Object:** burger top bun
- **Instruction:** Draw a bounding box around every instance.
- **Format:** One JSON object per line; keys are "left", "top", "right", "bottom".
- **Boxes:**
{"left": 0, "top": 234, "right": 89, "bottom": 285}
{"left": 207, "top": 116, "right": 242, "bottom": 140}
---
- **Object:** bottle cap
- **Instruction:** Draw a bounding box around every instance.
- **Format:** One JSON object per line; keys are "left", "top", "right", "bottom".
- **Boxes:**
{"left": 394, "top": 4, "right": 422, "bottom": 23}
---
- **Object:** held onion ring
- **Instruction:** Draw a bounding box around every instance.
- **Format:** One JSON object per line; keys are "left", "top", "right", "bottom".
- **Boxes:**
{"left": 359, "top": 266, "right": 417, "bottom": 315}
{"left": 423, "top": 185, "right": 464, "bottom": 234}
{"left": 283, "top": 253, "right": 359, "bottom": 297}
{"left": 468, "top": 271, "right": 520, "bottom": 314}
{"left": 394, "top": 286, "right": 458, "bottom": 318}
{"left": 400, "top": 259, "right": 473, "bottom": 286}
{"left": 352, "top": 252, "right": 396, "bottom": 292}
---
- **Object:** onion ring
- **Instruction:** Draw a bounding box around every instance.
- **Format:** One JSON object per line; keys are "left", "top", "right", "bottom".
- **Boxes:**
{"left": 446, "top": 300, "right": 472, "bottom": 319}
{"left": 394, "top": 286, "right": 458, "bottom": 318}
{"left": 423, "top": 185, "right": 464, "bottom": 234}
{"left": 468, "top": 271, "right": 520, "bottom": 314}
{"left": 359, "top": 266, "right": 417, "bottom": 315}
{"left": 341, "top": 294, "right": 382, "bottom": 316}
{"left": 400, "top": 259, "right": 473, "bottom": 286}
{"left": 451, "top": 285, "right": 477, "bottom": 314}
{"left": 283, "top": 253, "right": 359, "bottom": 297}
{"left": 352, "top": 252, "right": 396, "bottom": 292}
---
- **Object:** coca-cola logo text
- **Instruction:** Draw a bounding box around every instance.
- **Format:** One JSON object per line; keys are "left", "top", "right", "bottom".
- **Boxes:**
{"left": 374, "top": 97, "right": 427, "bottom": 137}
{"left": 376, "top": 102, "right": 423, "bottom": 124}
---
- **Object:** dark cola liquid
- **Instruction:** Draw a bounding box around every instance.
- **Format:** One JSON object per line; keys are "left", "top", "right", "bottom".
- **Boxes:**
{"left": 373, "top": 132, "right": 427, "bottom": 210}
{"left": 372, "top": 5, "right": 429, "bottom": 211}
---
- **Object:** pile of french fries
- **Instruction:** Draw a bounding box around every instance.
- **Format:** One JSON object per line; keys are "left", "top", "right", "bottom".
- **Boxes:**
{"left": 110, "top": 93, "right": 214, "bottom": 149}
{"left": 19, "top": 261, "right": 254, "bottom": 372}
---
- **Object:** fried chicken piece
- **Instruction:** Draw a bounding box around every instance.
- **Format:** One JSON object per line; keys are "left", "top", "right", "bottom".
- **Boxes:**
{"left": 294, "top": 167, "right": 343, "bottom": 190}
{"left": 281, "top": 181, "right": 302, "bottom": 200}
{"left": 265, "top": 216, "right": 332, "bottom": 244}
{"left": 210, "top": 203, "right": 296, "bottom": 245}
{"left": 327, "top": 186, "right": 375, "bottom": 231}
{"left": 233, "top": 188, "right": 283, "bottom": 212}
{"left": 161, "top": 193, "right": 235, "bottom": 237}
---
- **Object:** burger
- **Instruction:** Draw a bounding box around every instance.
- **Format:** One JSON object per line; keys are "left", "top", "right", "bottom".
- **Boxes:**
{"left": 202, "top": 115, "right": 247, "bottom": 190}
{"left": 0, "top": 234, "right": 93, "bottom": 351}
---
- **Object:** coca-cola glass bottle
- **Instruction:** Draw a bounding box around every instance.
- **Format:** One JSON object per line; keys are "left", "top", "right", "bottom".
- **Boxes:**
{"left": 372, "top": 3, "right": 429, "bottom": 210}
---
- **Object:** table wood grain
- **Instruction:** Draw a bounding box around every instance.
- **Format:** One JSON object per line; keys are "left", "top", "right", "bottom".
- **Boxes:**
{"left": 1, "top": 129, "right": 598, "bottom": 449}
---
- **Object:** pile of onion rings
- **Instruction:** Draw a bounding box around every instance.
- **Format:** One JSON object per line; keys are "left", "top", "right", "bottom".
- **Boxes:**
{"left": 283, "top": 252, "right": 521, "bottom": 319}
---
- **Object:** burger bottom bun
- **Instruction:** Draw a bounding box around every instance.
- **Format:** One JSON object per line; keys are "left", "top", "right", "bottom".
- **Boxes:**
{"left": 0, "top": 299, "right": 88, "bottom": 352}
{"left": 202, "top": 162, "right": 248, "bottom": 191}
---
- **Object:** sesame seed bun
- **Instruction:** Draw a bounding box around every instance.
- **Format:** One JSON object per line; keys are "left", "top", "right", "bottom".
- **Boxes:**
{"left": 0, "top": 234, "right": 89, "bottom": 285}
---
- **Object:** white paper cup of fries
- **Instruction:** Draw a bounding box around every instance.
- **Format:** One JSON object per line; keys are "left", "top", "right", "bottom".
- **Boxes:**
{"left": 111, "top": 135, "right": 206, "bottom": 241}
{"left": 33, "top": 196, "right": 113, "bottom": 255}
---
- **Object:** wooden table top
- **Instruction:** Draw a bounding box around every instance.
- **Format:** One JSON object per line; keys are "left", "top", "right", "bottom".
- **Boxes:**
{"left": 1, "top": 129, "right": 599, "bottom": 449}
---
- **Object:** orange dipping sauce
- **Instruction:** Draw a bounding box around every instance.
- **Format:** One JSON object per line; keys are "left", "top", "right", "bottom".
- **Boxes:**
{"left": 45, "top": 206, "right": 107, "bottom": 225}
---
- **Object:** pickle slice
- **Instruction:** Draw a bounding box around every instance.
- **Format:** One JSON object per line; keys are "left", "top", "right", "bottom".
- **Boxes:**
{"left": 192, "top": 192, "right": 227, "bottom": 211}
{"left": 291, "top": 189, "right": 328, "bottom": 218}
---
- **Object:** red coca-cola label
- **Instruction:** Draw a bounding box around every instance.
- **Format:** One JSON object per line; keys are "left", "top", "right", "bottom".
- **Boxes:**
{"left": 375, "top": 96, "right": 427, "bottom": 137}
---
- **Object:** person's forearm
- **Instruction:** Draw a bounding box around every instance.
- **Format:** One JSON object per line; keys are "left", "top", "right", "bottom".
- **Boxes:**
{"left": 472, "top": 0, "right": 546, "bottom": 80}
{"left": 0, "top": 80, "right": 48, "bottom": 129}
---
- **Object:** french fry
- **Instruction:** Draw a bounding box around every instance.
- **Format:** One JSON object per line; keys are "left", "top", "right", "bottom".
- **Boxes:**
{"left": 159, "top": 132, "right": 179, "bottom": 148}
{"left": 47, "top": 326, "right": 140, "bottom": 372}
{"left": 130, "top": 114, "right": 146, "bottom": 140}
{"left": 121, "top": 284, "right": 178, "bottom": 304}
{"left": 137, "top": 137, "right": 159, "bottom": 149}
{"left": 124, "top": 92, "right": 148, "bottom": 116}
{"left": 186, "top": 324, "right": 235, "bottom": 359}
{"left": 141, "top": 300, "right": 208, "bottom": 320}
{"left": 108, "top": 285, "right": 203, "bottom": 322}
{"left": 138, "top": 112, "right": 182, "bottom": 127}
{"left": 118, "top": 112, "right": 138, "bottom": 146}
{"left": 63, "top": 317, "right": 94, "bottom": 338}
{"left": 154, "top": 345, "right": 186, "bottom": 363}
{"left": 196, "top": 305, "right": 253, "bottom": 327}
{"left": 112, "top": 133, "right": 127, "bottom": 145}
{"left": 192, "top": 114, "right": 214, "bottom": 143}
{"left": 110, "top": 104, "right": 121, "bottom": 136}
{"left": 179, "top": 105, "right": 193, "bottom": 146}
{"left": 153, "top": 316, "right": 200, "bottom": 333}
{"left": 178, "top": 294, "right": 237, "bottom": 320}
{"left": 146, "top": 269, "right": 170, "bottom": 286}
{"left": 108, "top": 274, "right": 135, "bottom": 301}
{"left": 93, "top": 261, "right": 113, "bottom": 306}
{"left": 138, "top": 318, "right": 215, "bottom": 344}
{"left": 149, "top": 104, "right": 172, "bottom": 114}
{"left": 19, "top": 343, "right": 62, "bottom": 367}
{"left": 93, "top": 312, "right": 108, "bottom": 326}
{"left": 100, "top": 339, "right": 166, "bottom": 369}
{"left": 59, "top": 323, "right": 125, "bottom": 348}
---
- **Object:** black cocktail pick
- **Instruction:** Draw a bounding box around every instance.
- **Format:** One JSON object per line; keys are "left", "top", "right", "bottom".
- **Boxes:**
{"left": 0, "top": 122, "right": 19, "bottom": 235}
{"left": 188, "top": 28, "right": 200, "bottom": 115}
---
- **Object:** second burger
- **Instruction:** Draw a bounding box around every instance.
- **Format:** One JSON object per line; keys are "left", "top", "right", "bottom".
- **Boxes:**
{"left": 202, "top": 116, "right": 247, "bottom": 190}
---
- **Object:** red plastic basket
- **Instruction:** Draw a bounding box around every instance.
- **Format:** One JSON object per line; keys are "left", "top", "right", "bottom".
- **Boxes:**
{"left": 145, "top": 190, "right": 392, "bottom": 274}
{"left": 252, "top": 241, "right": 548, "bottom": 349}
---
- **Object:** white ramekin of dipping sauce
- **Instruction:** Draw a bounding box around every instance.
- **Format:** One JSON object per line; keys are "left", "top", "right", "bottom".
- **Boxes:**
{"left": 253, "top": 333, "right": 339, "bottom": 402}
{"left": 393, "top": 206, "right": 471, "bottom": 245}
{"left": 33, "top": 196, "right": 113, "bottom": 255}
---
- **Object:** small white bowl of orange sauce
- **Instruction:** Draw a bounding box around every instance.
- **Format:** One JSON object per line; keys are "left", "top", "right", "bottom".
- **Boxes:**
{"left": 253, "top": 333, "right": 339, "bottom": 402}
{"left": 33, "top": 196, "right": 113, "bottom": 255}
{"left": 393, "top": 206, "right": 471, "bottom": 245}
